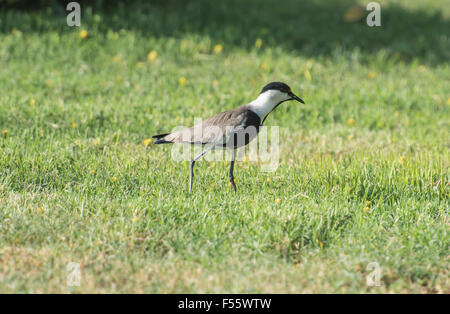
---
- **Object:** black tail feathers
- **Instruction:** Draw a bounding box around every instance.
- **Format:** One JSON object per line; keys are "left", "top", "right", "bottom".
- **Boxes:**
{"left": 152, "top": 133, "right": 171, "bottom": 144}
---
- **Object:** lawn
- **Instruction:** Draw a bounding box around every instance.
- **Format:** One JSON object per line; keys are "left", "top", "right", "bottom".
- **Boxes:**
{"left": 0, "top": 0, "right": 448, "bottom": 293}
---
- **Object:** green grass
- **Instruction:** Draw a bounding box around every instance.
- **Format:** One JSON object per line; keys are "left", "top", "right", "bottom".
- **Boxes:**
{"left": 0, "top": 0, "right": 449, "bottom": 293}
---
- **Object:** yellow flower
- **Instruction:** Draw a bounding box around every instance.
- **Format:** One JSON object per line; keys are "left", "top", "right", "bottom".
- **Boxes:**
{"left": 180, "top": 39, "right": 191, "bottom": 52}
{"left": 45, "top": 79, "right": 53, "bottom": 87}
{"left": 90, "top": 169, "right": 96, "bottom": 175}
{"left": 93, "top": 139, "right": 100, "bottom": 146}
{"left": 71, "top": 122, "right": 78, "bottom": 128}
{"left": 147, "top": 50, "right": 157, "bottom": 63}
{"left": 35, "top": 207, "right": 45, "bottom": 215}
{"left": 266, "top": 178, "right": 271, "bottom": 183}
{"left": 178, "top": 76, "right": 187, "bottom": 87}
{"left": 254, "top": 38, "right": 263, "bottom": 49}
{"left": 29, "top": 98, "right": 36, "bottom": 105}
{"left": 365, "top": 200, "right": 372, "bottom": 206}
{"left": 398, "top": 156, "right": 406, "bottom": 164}
{"left": 228, "top": 182, "right": 232, "bottom": 188}
{"left": 347, "top": 118, "right": 355, "bottom": 127}
{"left": 112, "top": 54, "right": 122, "bottom": 63}
{"left": 304, "top": 69, "right": 312, "bottom": 81}
{"left": 212, "top": 80, "right": 219, "bottom": 88}
{"left": 368, "top": 71, "right": 376, "bottom": 79}
{"left": 418, "top": 65, "right": 426, "bottom": 72}
{"left": 364, "top": 206, "right": 370, "bottom": 213}
{"left": 137, "top": 62, "right": 145, "bottom": 68}
{"left": 132, "top": 216, "right": 139, "bottom": 223}
{"left": 343, "top": 6, "right": 364, "bottom": 22}
{"left": 79, "top": 29, "right": 88, "bottom": 39}
{"left": 111, "top": 176, "right": 118, "bottom": 182}
{"left": 213, "top": 44, "right": 223, "bottom": 54}
{"left": 260, "top": 62, "right": 268, "bottom": 71}
{"left": 275, "top": 198, "right": 281, "bottom": 204}
{"left": 242, "top": 155, "right": 248, "bottom": 162}
{"left": 318, "top": 239, "right": 323, "bottom": 248}
{"left": 447, "top": 97, "right": 450, "bottom": 105}
{"left": 2, "top": 130, "right": 8, "bottom": 138}
{"left": 142, "top": 138, "right": 153, "bottom": 146}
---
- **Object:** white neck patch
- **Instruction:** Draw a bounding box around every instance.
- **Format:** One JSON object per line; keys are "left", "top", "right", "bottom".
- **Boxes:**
{"left": 248, "top": 90, "right": 290, "bottom": 121}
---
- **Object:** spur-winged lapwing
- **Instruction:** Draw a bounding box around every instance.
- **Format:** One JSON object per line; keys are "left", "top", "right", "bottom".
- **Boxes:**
{"left": 153, "top": 82, "right": 304, "bottom": 193}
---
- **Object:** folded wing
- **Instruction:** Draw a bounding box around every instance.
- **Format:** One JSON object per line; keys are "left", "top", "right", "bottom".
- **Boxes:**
{"left": 153, "top": 106, "right": 260, "bottom": 147}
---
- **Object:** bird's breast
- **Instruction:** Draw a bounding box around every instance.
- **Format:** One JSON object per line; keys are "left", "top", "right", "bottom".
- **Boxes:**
{"left": 222, "top": 110, "right": 261, "bottom": 149}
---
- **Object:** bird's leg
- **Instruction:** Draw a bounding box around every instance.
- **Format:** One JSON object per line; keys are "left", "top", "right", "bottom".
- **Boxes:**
{"left": 189, "top": 146, "right": 212, "bottom": 193}
{"left": 229, "top": 150, "right": 237, "bottom": 193}
{"left": 189, "top": 160, "right": 195, "bottom": 193}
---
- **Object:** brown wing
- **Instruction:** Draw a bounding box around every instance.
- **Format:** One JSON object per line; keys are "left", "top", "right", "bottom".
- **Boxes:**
{"left": 162, "top": 106, "right": 249, "bottom": 145}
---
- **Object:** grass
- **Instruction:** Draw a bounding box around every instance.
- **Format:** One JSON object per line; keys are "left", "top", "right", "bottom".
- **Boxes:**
{"left": 0, "top": 0, "right": 448, "bottom": 293}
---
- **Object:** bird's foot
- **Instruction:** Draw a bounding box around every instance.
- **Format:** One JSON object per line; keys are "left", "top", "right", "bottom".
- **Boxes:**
{"left": 229, "top": 177, "right": 237, "bottom": 193}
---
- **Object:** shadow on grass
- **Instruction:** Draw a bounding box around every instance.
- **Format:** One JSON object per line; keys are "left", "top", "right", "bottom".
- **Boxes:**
{"left": 1, "top": 0, "right": 449, "bottom": 64}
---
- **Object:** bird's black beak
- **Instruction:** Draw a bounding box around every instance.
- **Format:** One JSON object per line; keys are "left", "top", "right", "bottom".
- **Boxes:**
{"left": 288, "top": 92, "right": 305, "bottom": 104}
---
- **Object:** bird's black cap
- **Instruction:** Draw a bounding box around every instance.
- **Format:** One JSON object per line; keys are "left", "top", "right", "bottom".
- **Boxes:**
{"left": 260, "top": 81, "right": 305, "bottom": 104}
{"left": 260, "top": 82, "right": 292, "bottom": 94}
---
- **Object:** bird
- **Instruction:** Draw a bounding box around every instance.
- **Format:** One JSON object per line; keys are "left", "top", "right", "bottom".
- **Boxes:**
{"left": 152, "top": 81, "right": 304, "bottom": 193}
